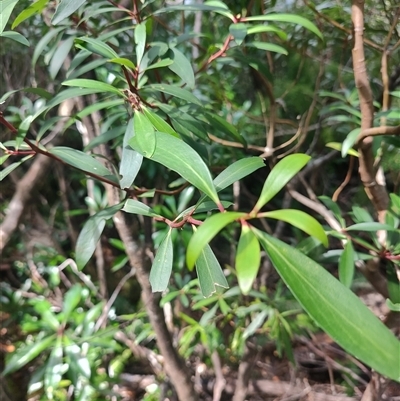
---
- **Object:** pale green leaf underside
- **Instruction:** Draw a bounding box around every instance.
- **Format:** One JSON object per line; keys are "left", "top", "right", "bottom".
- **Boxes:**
{"left": 131, "top": 131, "right": 219, "bottom": 204}
{"left": 196, "top": 244, "right": 229, "bottom": 297}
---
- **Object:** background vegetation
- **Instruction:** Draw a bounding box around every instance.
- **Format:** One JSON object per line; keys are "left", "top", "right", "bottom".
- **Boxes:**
{"left": 1, "top": 0, "right": 399, "bottom": 400}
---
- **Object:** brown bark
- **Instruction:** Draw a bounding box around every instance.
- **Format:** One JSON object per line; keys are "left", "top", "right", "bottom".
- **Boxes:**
{"left": 106, "top": 186, "right": 199, "bottom": 401}
{"left": 351, "top": 0, "right": 389, "bottom": 223}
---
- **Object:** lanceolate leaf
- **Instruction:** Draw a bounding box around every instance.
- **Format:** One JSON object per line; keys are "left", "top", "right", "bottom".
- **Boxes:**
{"left": 142, "top": 107, "right": 180, "bottom": 138}
{"left": 236, "top": 224, "right": 261, "bottom": 294}
{"left": 75, "top": 36, "right": 119, "bottom": 59}
{"left": 254, "top": 228, "right": 400, "bottom": 382}
{"left": 62, "top": 79, "right": 123, "bottom": 96}
{"left": 0, "top": 155, "right": 33, "bottom": 181}
{"left": 119, "top": 118, "right": 143, "bottom": 189}
{"left": 229, "top": 23, "right": 248, "bottom": 45}
{"left": 0, "top": 31, "right": 30, "bottom": 46}
{"left": 150, "top": 229, "right": 174, "bottom": 292}
{"left": 0, "top": 0, "right": 19, "bottom": 34}
{"left": 339, "top": 241, "right": 355, "bottom": 287}
{"left": 130, "top": 131, "right": 219, "bottom": 204}
{"left": 214, "top": 157, "right": 265, "bottom": 192}
{"left": 259, "top": 209, "right": 328, "bottom": 247}
{"left": 52, "top": 0, "right": 86, "bottom": 25}
{"left": 168, "top": 47, "right": 195, "bottom": 89}
{"left": 75, "top": 217, "right": 106, "bottom": 270}
{"left": 342, "top": 128, "right": 361, "bottom": 157}
{"left": 123, "top": 199, "right": 162, "bottom": 218}
{"left": 12, "top": 0, "right": 47, "bottom": 29}
{"left": 147, "top": 84, "right": 202, "bottom": 106}
{"left": 135, "top": 22, "right": 146, "bottom": 67}
{"left": 133, "top": 110, "right": 156, "bottom": 157}
{"left": 345, "top": 222, "right": 396, "bottom": 232}
{"left": 245, "top": 42, "right": 288, "bottom": 55}
{"left": 2, "top": 334, "right": 57, "bottom": 376}
{"left": 49, "top": 147, "right": 117, "bottom": 181}
{"left": 44, "top": 337, "right": 63, "bottom": 400}
{"left": 62, "top": 284, "right": 82, "bottom": 322}
{"left": 196, "top": 244, "right": 229, "bottom": 297}
{"left": 243, "top": 14, "right": 323, "bottom": 39}
{"left": 187, "top": 212, "right": 246, "bottom": 270}
{"left": 254, "top": 154, "right": 310, "bottom": 213}
{"left": 75, "top": 204, "right": 123, "bottom": 269}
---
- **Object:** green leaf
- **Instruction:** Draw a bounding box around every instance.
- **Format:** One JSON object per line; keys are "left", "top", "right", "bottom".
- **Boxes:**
{"left": 345, "top": 222, "right": 396, "bottom": 232}
{"left": 254, "top": 228, "right": 400, "bottom": 382}
{"left": 135, "top": 22, "right": 146, "bottom": 67}
{"left": 49, "top": 37, "right": 75, "bottom": 79}
{"left": 245, "top": 41, "right": 288, "bottom": 55}
{"left": 0, "top": 155, "right": 33, "bottom": 181}
{"left": 236, "top": 224, "right": 261, "bottom": 294}
{"left": 204, "top": 112, "right": 246, "bottom": 146}
{"left": 3, "top": 334, "right": 57, "bottom": 376}
{"left": 244, "top": 13, "right": 323, "bottom": 39}
{"left": 386, "top": 299, "right": 400, "bottom": 312}
{"left": 0, "top": 31, "right": 30, "bottom": 46}
{"left": 0, "top": 0, "right": 19, "bottom": 34}
{"left": 168, "top": 47, "right": 195, "bottom": 89}
{"left": 32, "top": 26, "right": 64, "bottom": 66}
{"left": 123, "top": 199, "right": 162, "bottom": 218}
{"left": 52, "top": 0, "right": 86, "bottom": 25}
{"left": 229, "top": 23, "right": 248, "bottom": 45}
{"left": 326, "top": 142, "right": 360, "bottom": 157}
{"left": 254, "top": 154, "right": 310, "bottom": 212}
{"left": 144, "top": 58, "right": 173, "bottom": 71}
{"left": 187, "top": 212, "right": 246, "bottom": 270}
{"left": 75, "top": 36, "right": 118, "bottom": 59}
{"left": 62, "top": 284, "right": 82, "bottom": 322}
{"left": 62, "top": 78, "right": 123, "bottom": 96}
{"left": 150, "top": 229, "right": 174, "bottom": 292}
{"left": 44, "top": 337, "right": 63, "bottom": 399}
{"left": 339, "top": 241, "right": 355, "bottom": 287}
{"left": 119, "top": 118, "right": 143, "bottom": 189}
{"left": 42, "top": 88, "right": 106, "bottom": 116}
{"left": 108, "top": 57, "right": 136, "bottom": 69}
{"left": 154, "top": 2, "right": 234, "bottom": 20}
{"left": 259, "top": 209, "right": 328, "bottom": 247}
{"left": 75, "top": 204, "right": 123, "bottom": 269}
{"left": 75, "top": 217, "right": 106, "bottom": 270}
{"left": 246, "top": 24, "right": 287, "bottom": 40}
{"left": 12, "top": 0, "right": 47, "bottom": 29}
{"left": 196, "top": 244, "right": 229, "bottom": 297}
{"left": 132, "top": 110, "right": 156, "bottom": 158}
{"left": 142, "top": 108, "right": 180, "bottom": 138}
{"left": 147, "top": 84, "right": 202, "bottom": 106}
{"left": 49, "top": 147, "right": 116, "bottom": 181}
{"left": 130, "top": 131, "right": 219, "bottom": 204}
{"left": 341, "top": 128, "right": 361, "bottom": 157}
{"left": 214, "top": 157, "right": 265, "bottom": 192}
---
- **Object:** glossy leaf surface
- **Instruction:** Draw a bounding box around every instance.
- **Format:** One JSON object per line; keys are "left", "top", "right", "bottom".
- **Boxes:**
{"left": 123, "top": 199, "right": 162, "bottom": 218}
{"left": 187, "top": 212, "right": 245, "bottom": 270}
{"left": 254, "top": 228, "right": 400, "bottom": 382}
{"left": 254, "top": 154, "right": 310, "bottom": 212}
{"left": 52, "top": 0, "right": 86, "bottom": 25}
{"left": 130, "top": 131, "right": 219, "bottom": 204}
{"left": 133, "top": 110, "right": 156, "bottom": 157}
{"left": 236, "top": 224, "right": 261, "bottom": 294}
{"left": 259, "top": 209, "right": 328, "bottom": 247}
